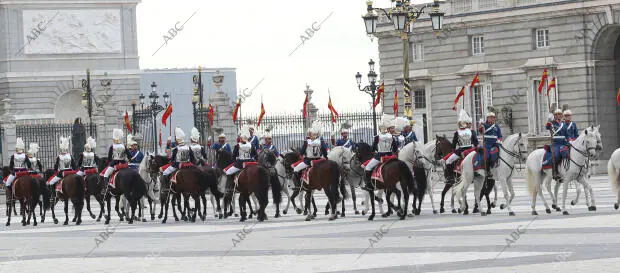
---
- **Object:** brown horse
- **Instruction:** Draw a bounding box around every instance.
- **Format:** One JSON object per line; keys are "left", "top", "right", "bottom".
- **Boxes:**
{"left": 161, "top": 166, "right": 222, "bottom": 223}
{"left": 44, "top": 170, "right": 85, "bottom": 225}
{"left": 84, "top": 158, "right": 107, "bottom": 222}
{"left": 103, "top": 167, "right": 148, "bottom": 224}
{"left": 299, "top": 158, "right": 341, "bottom": 221}
{"left": 5, "top": 172, "right": 50, "bottom": 226}
{"left": 229, "top": 164, "right": 270, "bottom": 222}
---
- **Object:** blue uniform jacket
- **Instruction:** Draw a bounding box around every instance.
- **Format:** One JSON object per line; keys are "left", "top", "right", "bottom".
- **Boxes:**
{"left": 479, "top": 122, "right": 503, "bottom": 147}
{"left": 565, "top": 121, "right": 578, "bottom": 141}
{"left": 335, "top": 138, "right": 355, "bottom": 149}
{"left": 128, "top": 149, "right": 144, "bottom": 169}
{"left": 248, "top": 135, "right": 260, "bottom": 151}
{"left": 400, "top": 130, "right": 418, "bottom": 145}
{"left": 211, "top": 142, "right": 232, "bottom": 154}
{"left": 258, "top": 144, "right": 280, "bottom": 157}
{"left": 546, "top": 120, "right": 569, "bottom": 145}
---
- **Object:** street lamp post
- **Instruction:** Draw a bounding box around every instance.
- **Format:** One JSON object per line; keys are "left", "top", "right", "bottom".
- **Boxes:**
{"left": 81, "top": 69, "right": 94, "bottom": 135}
{"left": 362, "top": 0, "right": 444, "bottom": 119}
{"left": 143, "top": 82, "right": 169, "bottom": 153}
{"left": 356, "top": 59, "right": 379, "bottom": 134}
{"left": 193, "top": 67, "right": 206, "bottom": 143}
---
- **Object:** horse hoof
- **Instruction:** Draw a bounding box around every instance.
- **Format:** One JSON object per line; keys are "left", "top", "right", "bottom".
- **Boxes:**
{"left": 5, "top": 222, "right": 9, "bottom": 226}
{"left": 381, "top": 213, "right": 389, "bottom": 218}
{"left": 104, "top": 220, "right": 110, "bottom": 225}
{"left": 324, "top": 211, "right": 329, "bottom": 215}
{"left": 174, "top": 217, "right": 179, "bottom": 222}
{"left": 588, "top": 206, "right": 596, "bottom": 211}
{"left": 400, "top": 214, "right": 406, "bottom": 220}
{"left": 472, "top": 208, "right": 479, "bottom": 213}
{"left": 296, "top": 208, "right": 302, "bottom": 214}
{"left": 440, "top": 208, "right": 445, "bottom": 213}
{"left": 367, "top": 215, "right": 375, "bottom": 221}
{"left": 96, "top": 218, "right": 101, "bottom": 222}
{"left": 303, "top": 211, "right": 308, "bottom": 216}
{"left": 500, "top": 204, "right": 506, "bottom": 210}
{"left": 415, "top": 210, "right": 421, "bottom": 216}
{"left": 305, "top": 215, "right": 312, "bottom": 221}
{"left": 555, "top": 207, "right": 561, "bottom": 212}
{"left": 142, "top": 219, "right": 147, "bottom": 222}
{"left": 361, "top": 211, "right": 366, "bottom": 216}
{"left": 33, "top": 222, "right": 37, "bottom": 226}
{"left": 181, "top": 216, "right": 188, "bottom": 221}
{"left": 63, "top": 221, "right": 68, "bottom": 225}
{"left": 486, "top": 210, "right": 492, "bottom": 215}
{"left": 562, "top": 211, "right": 569, "bottom": 215}
{"left": 76, "top": 220, "right": 82, "bottom": 225}
{"left": 219, "top": 214, "right": 223, "bottom": 219}
{"left": 531, "top": 211, "right": 538, "bottom": 216}
{"left": 90, "top": 214, "right": 96, "bottom": 219}
{"left": 72, "top": 219, "right": 76, "bottom": 223}
{"left": 312, "top": 212, "right": 317, "bottom": 218}
{"left": 551, "top": 204, "right": 557, "bottom": 209}
{"left": 452, "top": 209, "right": 457, "bottom": 214}
{"left": 509, "top": 211, "right": 515, "bottom": 216}
{"left": 282, "top": 210, "right": 287, "bottom": 215}
{"left": 491, "top": 202, "right": 496, "bottom": 208}
{"left": 433, "top": 210, "right": 438, "bottom": 215}
{"left": 328, "top": 215, "right": 337, "bottom": 221}
{"left": 128, "top": 220, "right": 134, "bottom": 224}
{"left": 151, "top": 216, "right": 155, "bottom": 221}
{"left": 161, "top": 219, "right": 167, "bottom": 224}
{"left": 546, "top": 208, "right": 552, "bottom": 214}
{"left": 355, "top": 210, "right": 360, "bottom": 215}
{"left": 614, "top": 203, "right": 619, "bottom": 210}
{"left": 234, "top": 214, "right": 239, "bottom": 218}
{"left": 22, "top": 222, "right": 27, "bottom": 226}
{"left": 341, "top": 213, "right": 346, "bottom": 217}
{"left": 571, "top": 200, "right": 576, "bottom": 206}
{"left": 463, "top": 210, "right": 469, "bottom": 215}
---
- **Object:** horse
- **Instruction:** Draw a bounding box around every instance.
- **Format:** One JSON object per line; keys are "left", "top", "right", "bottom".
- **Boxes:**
{"left": 223, "top": 160, "right": 270, "bottom": 222}
{"left": 297, "top": 154, "right": 341, "bottom": 221}
{"left": 192, "top": 160, "right": 224, "bottom": 220}
{"left": 356, "top": 142, "right": 414, "bottom": 220}
{"left": 161, "top": 163, "right": 220, "bottom": 223}
{"left": 281, "top": 150, "right": 316, "bottom": 215}
{"left": 274, "top": 152, "right": 296, "bottom": 215}
{"left": 2, "top": 166, "right": 19, "bottom": 217}
{"left": 4, "top": 171, "right": 49, "bottom": 226}
{"left": 355, "top": 143, "right": 389, "bottom": 216}
{"left": 258, "top": 148, "right": 284, "bottom": 218}
{"left": 525, "top": 126, "right": 601, "bottom": 215}
{"left": 454, "top": 133, "right": 527, "bottom": 216}
{"left": 103, "top": 166, "right": 148, "bottom": 224}
{"left": 323, "top": 146, "right": 354, "bottom": 217}
{"left": 609, "top": 148, "right": 620, "bottom": 210}
{"left": 397, "top": 141, "right": 431, "bottom": 215}
{"left": 44, "top": 170, "right": 85, "bottom": 225}
{"left": 83, "top": 158, "right": 107, "bottom": 222}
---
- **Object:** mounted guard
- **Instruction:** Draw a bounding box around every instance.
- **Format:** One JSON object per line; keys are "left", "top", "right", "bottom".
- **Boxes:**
{"left": 443, "top": 110, "right": 479, "bottom": 166}
{"left": 334, "top": 121, "right": 355, "bottom": 149}
{"left": 76, "top": 137, "right": 99, "bottom": 177}
{"left": 102, "top": 129, "right": 131, "bottom": 186}
{"left": 189, "top": 127, "right": 208, "bottom": 166}
{"left": 564, "top": 109, "right": 578, "bottom": 141}
{"left": 27, "top": 143, "right": 43, "bottom": 174}
{"left": 476, "top": 112, "right": 503, "bottom": 177}
{"left": 248, "top": 125, "right": 260, "bottom": 151}
{"left": 162, "top": 127, "right": 196, "bottom": 182}
{"left": 127, "top": 134, "right": 144, "bottom": 170}
{"left": 211, "top": 132, "right": 232, "bottom": 154}
{"left": 400, "top": 119, "right": 418, "bottom": 146}
{"left": 292, "top": 121, "right": 328, "bottom": 176}
{"left": 258, "top": 127, "right": 280, "bottom": 156}
{"left": 4, "top": 137, "right": 32, "bottom": 194}
{"left": 224, "top": 125, "right": 258, "bottom": 176}
{"left": 545, "top": 108, "right": 570, "bottom": 182}
{"left": 361, "top": 115, "right": 399, "bottom": 181}
{"left": 47, "top": 137, "right": 75, "bottom": 189}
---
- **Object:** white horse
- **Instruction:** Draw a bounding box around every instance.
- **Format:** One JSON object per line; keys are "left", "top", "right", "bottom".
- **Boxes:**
{"left": 324, "top": 146, "right": 355, "bottom": 216}
{"left": 398, "top": 141, "right": 438, "bottom": 214}
{"left": 526, "top": 126, "right": 601, "bottom": 215}
{"left": 274, "top": 156, "right": 294, "bottom": 214}
{"left": 454, "top": 133, "right": 526, "bottom": 216}
{"left": 609, "top": 148, "right": 620, "bottom": 210}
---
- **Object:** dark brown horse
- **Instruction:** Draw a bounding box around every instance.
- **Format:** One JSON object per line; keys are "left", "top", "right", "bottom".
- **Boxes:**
{"left": 162, "top": 166, "right": 222, "bottom": 223}
{"left": 299, "top": 158, "right": 341, "bottom": 221}
{"left": 230, "top": 164, "right": 270, "bottom": 222}
{"left": 216, "top": 150, "right": 258, "bottom": 219}
{"left": 5, "top": 171, "right": 50, "bottom": 226}
{"left": 283, "top": 150, "right": 318, "bottom": 216}
{"left": 44, "top": 170, "right": 85, "bottom": 225}
{"left": 356, "top": 143, "right": 413, "bottom": 221}
{"left": 258, "top": 148, "right": 283, "bottom": 218}
{"left": 84, "top": 158, "right": 107, "bottom": 222}
{"left": 103, "top": 168, "right": 148, "bottom": 224}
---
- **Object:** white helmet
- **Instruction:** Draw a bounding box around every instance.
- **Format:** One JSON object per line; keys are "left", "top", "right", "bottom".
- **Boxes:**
{"left": 15, "top": 137, "right": 25, "bottom": 152}
{"left": 458, "top": 109, "right": 472, "bottom": 124}
{"left": 394, "top": 117, "right": 410, "bottom": 132}
{"left": 59, "top": 136, "right": 69, "bottom": 153}
{"left": 239, "top": 125, "right": 251, "bottom": 141}
{"left": 190, "top": 127, "right": 200, "bottom": 142}
{"left": 28, "top": 143, "right": 39, "bottom": 155}
{"left": 486, "top": 112, "right": 496, "bottom": 118}
{"left": 563, "top": 109, "right": 572, "bottom": 116}
{"left": 248, "top": 125, "right": 256, "bottom": 131}
{"left": 379, "top": 115, "right": 395, "bottom": 132}
{"left": 553, "top": 108, "right": 563, "bottom": 115}
{"left": 218, "top": 133, "right": 226, "bottom": 139}
{"left": 127, "top": 134, "right": 137, "bottom": 146}
{"left": 175, "top": 127, "right": 186, "bottom": 144}
{"left": 85, "top": 137, "right": 96, "bottom": 151}
{"left": 112, "top": 128, "right": 124, "bottom": 143}
{"left": 307, "top": 121, "right": 323, "bottom": 137}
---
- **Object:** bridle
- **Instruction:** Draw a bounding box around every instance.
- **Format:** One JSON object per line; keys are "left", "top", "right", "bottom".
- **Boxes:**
{"left": 566, "top": 131, "right": 598, "bottom": 178}
{"left": 497, "top": 134, "right": 527, "bottom": 176}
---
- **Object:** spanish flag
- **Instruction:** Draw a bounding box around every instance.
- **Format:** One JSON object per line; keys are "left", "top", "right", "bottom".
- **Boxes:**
{"left": 257, "top": 102, "right": 266, "bottom": 126}
{"left": 538, "top": 68, "right": 548, "bottom": 94}
{"left": 617, "top": 88, "right": 620, "bottom": 106}
{"left": 207, "top": 104, "right": 214, "bottom": 125}
{"left": 453, "top": 86, "right": 465, "bottom": 111}
{"left": 373, "top": 82, "right": 384, "bottom": 108}
{"left": 393, "top": 88, "right": 399, "bottom": 117}
{"left": 232, "top": 99, "right": 241, "bottom": 123}
{"left": 302, "top": 93, "right": 309, "bottom": 119}
{"left": 547, "top": 77, "right": 556, "bottom": 96}
{"left": 124, "top": 110, "right": 132, "bottom": 133}
{"left": 328, "top": 95, "right": 338, "bottom": 123}
{"left": 162, "top": 104, "right": 172, "bottom": 126}
{"left": 470, "top": 73, "right": 480, "bottom": 89}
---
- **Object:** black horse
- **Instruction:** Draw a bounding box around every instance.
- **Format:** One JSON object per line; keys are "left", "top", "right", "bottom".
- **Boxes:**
{"left": 258, "top": 148, "right": 283, "bottom": 218}
{"left": 103, "top": 167, "right": 148, "bottom": 224}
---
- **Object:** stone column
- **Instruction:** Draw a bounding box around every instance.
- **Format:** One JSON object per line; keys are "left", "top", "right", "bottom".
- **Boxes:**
{"left": 210, "top": 91, "right": 236, "bottom": 145}
{"left": 0, "top": 98, "right": 17, "bottom": 166}
{"left": 303, "top": 85, "right": 318, "bottom": 131}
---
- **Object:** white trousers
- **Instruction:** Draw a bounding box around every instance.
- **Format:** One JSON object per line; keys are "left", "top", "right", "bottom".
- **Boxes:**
{"left": 163, "top": 166, "right": 177, "bottom": 176}
{"left": 48, "top": 176, "right": 61, "bottom": 186}
{"left": 103, "top": 166, "right": 116, "bottom": 178}
{"left": 225, "top": 166, "right": 240, "bottom": 176}
{"left": 5, "top": 174, "right": 16, "bottom": 187}
{"left": 293, "top": 162, "right": 309, "bottom": 173}
{"left": 364, "top": 158, "right": 381, "bottom": 172}
{"left": 445, "top": 153, "right": 460, "bottom": 165}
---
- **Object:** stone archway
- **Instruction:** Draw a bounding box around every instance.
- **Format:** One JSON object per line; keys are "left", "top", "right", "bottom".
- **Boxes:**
{"left": 592, "top": 25, "right": 620, "bottom": 160}
{"left": 54, "top": 89, "right": 89, "bottom": 121}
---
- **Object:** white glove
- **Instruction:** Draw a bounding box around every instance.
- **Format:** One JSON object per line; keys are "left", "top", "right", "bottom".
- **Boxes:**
{"left": 497, "top": 140, "right": 503, "bottom": 144}
{"left": 478, "top": 119, "right": 484, "bottom": 125}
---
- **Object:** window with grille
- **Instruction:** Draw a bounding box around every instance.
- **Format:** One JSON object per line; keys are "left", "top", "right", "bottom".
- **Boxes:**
{"left": 452, "top": 0, "right": 472, "bottom": 13}
{"left": 470, "top": 84, "right": 493, "bottom": 123}
{"left": 536, "top": 29, "right": 550, "bottom": 48}
{"left": 413, "top": 87, "right": 426, "bottom": 109}
{"left": 409, "top": 43, "right": 424, "bottom": 62}
{"left": 472, "top": 36, "right": 485, "bottom": 55}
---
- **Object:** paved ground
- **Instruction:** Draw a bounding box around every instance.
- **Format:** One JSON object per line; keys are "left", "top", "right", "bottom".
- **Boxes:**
{"left": 0, "top": 175, "right": 618, "bottom": 273}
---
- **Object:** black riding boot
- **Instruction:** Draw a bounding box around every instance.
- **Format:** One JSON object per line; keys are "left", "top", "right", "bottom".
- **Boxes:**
{"left": 362, "top": 171, "right": 373, "bottom": 191}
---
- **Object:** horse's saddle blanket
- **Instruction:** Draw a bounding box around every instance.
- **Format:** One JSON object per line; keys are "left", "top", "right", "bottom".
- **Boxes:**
{"left": 84, "top": 168, "right": 98, "bottom": 176}
{"left": 473, "top": 147, "right": 499, "bottom": 171}
{"left": 108, "top": 165, "right": 129, "bottom": 189}
{"left": 3, "top": 171, "right": 29, "bottom": 183}
{"left": 370, "top": 160, "right": 395, "bottom": 183}
{"left": 301, "top": 167, "right": 313, "bottom": 185}
{"left": 542, "top": 144, "right": 570, "bottom": 170}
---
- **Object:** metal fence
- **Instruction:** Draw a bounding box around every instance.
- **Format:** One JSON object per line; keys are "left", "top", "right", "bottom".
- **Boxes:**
{"left": 240, "top": 110, "right": 376, "bottom": 152}
{"left": 132, "top": 109, "right": 155, "bottom": 153}
{"left": 16, "top": 121, "right": 97, "bottom": 169}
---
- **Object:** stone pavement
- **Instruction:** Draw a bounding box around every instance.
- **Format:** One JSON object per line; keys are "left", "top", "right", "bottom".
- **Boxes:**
{"left": 0, "top": 175, "right": 618, "bottom": 273}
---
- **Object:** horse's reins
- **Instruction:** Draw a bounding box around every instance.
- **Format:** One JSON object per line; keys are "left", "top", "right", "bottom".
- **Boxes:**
{"left": 497, "top": 136, "right": 526, "bottom": 178}
{"left": 566, "top": 140, "right": 594, "bottom": 178}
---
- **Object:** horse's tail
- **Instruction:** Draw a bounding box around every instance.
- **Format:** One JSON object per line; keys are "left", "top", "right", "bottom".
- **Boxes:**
{"left": 206, "top": 169, "right": 224, "bottom": 199}
{"left": 75, "top": 175, "right": 85, "bottom": 203}
{"left": 270, "top": 171, "right": 282, "bottom": 205}
{"left": 396, "top": 161, "right": 416, "bottom": 195}
{"left": 526, "top": 149, "right": 545, "bottom": 195}
{"left": 608, "top": 152, "right": 620, "bottom": 196}
{"left": 255, "top": 167, "right": 270, "bottom": 208}
{"left": 39, "top": 178, "right": 51, "bottom": 210}
{"left": 328, "top": 161, "right": 341, "bottom": 203}
{"left": 412, "top": 165, "right": 428, "bottom": 198}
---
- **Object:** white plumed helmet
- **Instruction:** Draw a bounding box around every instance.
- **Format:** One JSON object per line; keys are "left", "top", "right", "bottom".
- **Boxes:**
{"left": 308, "top": 120, "right": 323, "bottom": 136}
{"left": 379, "top": 115, "right": 395, "bottom": 132}
{"left": 394, "top": 117, "right": 410, "bottom": 132}
{"left": 112, "top": 128, "right": 124, "bottom": 143}
{"left": 127, "top": 134, "right": 137, "bottom": 146}
{"left": 59, "top": 136, "right": 69, "bottom": 152}
{"left": 15, "top": 137, "right": 25, "bottom": 152}
{"left": 239, "top": 125, "right": 251, "bottom": 141}
{"left": 190, "top": 127, "right": 200, "bottom": 142}
{"left": 28, "top": 143, "right": 39, "bottom": 155}
{"left": 85, "top": 137, "right": 96, "bottom": 151}
{"left": 175, "top": 127, "right": 186, "bottom": 144}
{"left": 458, "top": 109, "right": 472, "bottom": 124}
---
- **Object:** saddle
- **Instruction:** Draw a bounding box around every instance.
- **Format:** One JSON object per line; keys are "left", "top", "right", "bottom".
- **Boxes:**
{"left": 84, "top": 168, "right": 98, "bottom": 176}
{"left": 109, "top": 164, "right": 129, "bottom": 188}
{"left": 542, "top": 144, "right": 570, "bottom": 171}
{"left": 371, "top": 157, "right": 398, "bottom": 183}
{"left": 473, "top": 147, "right": 500, "bottom": 172}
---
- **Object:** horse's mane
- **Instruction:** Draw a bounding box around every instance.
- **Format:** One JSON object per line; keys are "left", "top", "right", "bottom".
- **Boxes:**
{"left": 503, "top": 133, "right": 521, "bottom": 148}
{"left": 327, "top": 146, "right": 353, "bottom": 164}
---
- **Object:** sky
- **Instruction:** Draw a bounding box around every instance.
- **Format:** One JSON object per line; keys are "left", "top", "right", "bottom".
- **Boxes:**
{"left": 136, "top": 0, "right": 418, "bottom": 115}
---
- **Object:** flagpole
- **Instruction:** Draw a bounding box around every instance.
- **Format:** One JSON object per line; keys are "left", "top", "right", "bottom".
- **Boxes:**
{"left": 329, "top": 89, "right": 335, "bottom": 147}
